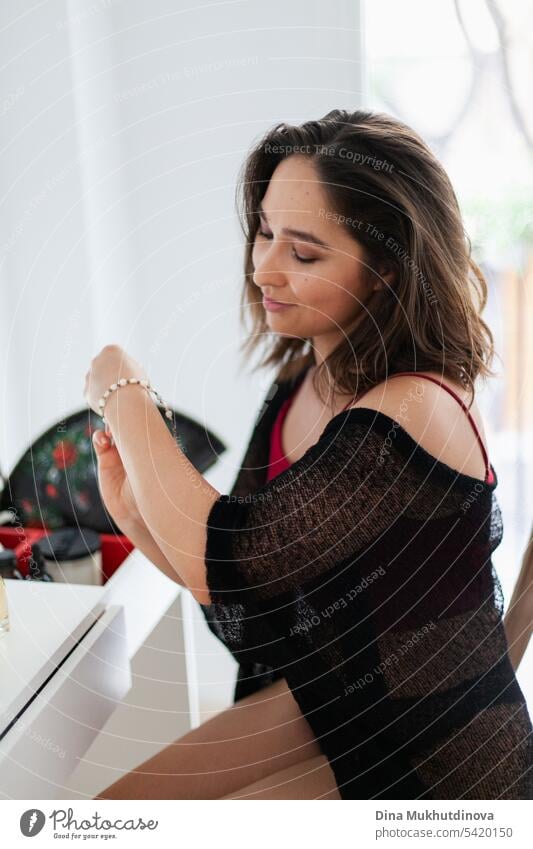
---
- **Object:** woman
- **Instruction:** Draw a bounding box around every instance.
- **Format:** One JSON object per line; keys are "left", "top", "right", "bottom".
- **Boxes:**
{"left": 86, "top": 109, "right": 532, "bottom": 799}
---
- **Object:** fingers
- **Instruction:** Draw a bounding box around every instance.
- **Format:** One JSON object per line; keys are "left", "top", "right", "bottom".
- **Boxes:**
{"left": 92, "top": 430, "right": 114, "bottom": 452}
{"left": 92, "top": 430, "right": 108, "bottom": 451}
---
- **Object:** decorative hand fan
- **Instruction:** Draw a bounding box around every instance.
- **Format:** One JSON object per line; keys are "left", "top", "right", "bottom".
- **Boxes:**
{"left": 0, "top": 408, "right": 225, "bottom": 534}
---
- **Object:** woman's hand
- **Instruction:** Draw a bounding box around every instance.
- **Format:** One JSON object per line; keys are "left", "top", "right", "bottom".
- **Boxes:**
{"left": 92, "top": 427, "right": 187, "bottom": 587}
{"left": 92, "top": 428, "right": 144, "bottom": 527}
{"left": 83, "top": 344, "right": 150, "bottom": 418}
{"left": 84, "top": 342, "right": 217, "bottom": 605}
{"left": 84, "top": 343, "right": 149, "bottom": 526}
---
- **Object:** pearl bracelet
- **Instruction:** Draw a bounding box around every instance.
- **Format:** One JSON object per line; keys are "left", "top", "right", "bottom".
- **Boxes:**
{"left": 98, "top": 377, "right": 174, "bottom": 425}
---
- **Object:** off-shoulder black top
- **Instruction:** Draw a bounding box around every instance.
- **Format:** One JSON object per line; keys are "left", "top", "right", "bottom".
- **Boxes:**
{"left": 199, "top": 367, "right": 532, "bottom": 799}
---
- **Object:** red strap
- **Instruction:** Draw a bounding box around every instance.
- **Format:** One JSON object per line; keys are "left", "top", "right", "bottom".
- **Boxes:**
{"left": 267, "top": 396, "right": 293, "bottom": 481}
{"left": 342, "top": 372, "right": 492, "bottom": 482}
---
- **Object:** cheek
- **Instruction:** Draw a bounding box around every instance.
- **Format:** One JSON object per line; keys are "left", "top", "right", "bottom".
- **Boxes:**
{"left": 294, "top": 267, "right": 353, "bottom": 308}
{"left": 294, "top": 263, "right": 369, "bottom": 325}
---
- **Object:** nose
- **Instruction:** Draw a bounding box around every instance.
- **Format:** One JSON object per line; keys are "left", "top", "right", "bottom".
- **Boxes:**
{"left": 252, "top": 241, "right": 288, "bottom": 295}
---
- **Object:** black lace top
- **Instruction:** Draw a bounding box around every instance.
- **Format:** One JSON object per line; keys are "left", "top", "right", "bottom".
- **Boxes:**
{"left": 200, "top": 368, "right": 533, "bottom": 799}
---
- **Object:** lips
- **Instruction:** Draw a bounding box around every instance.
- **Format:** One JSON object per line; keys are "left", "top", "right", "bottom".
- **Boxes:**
{"left": 262, "top": 296, "right": 295, "bottom": 308}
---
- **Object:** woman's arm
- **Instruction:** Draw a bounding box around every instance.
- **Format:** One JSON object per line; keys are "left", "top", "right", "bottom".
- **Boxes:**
{"left": 103, "top": 383, "right": 218, "bottom": 605}
{"left": 114, "top": 516, "right": 187, "bottom": 587}
{"left": 90, "top": 423, "right": 187, "bottom": 588}
{"left": 503, "top": 523, "right": 533, "bottom": 671}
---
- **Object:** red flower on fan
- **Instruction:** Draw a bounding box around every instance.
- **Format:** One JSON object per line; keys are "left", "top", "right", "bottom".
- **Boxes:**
{"left": 52, "top": 440, "right": 78, "bottom": 469}
{"left": 46, "top": 483, "right": 58, "bottom": 498}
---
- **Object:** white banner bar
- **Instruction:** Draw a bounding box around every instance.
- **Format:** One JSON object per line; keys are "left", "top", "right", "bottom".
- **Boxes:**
{"left": 1, "top": 799, "right": 531, "bottom": 847}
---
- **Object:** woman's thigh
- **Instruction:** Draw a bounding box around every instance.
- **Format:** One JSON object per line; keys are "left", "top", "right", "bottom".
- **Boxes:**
{"left": 221, "top": 754, "right": 341, "bottom": 799}
{"left": 96, "top": 676, "right": 324, "bottom": 799}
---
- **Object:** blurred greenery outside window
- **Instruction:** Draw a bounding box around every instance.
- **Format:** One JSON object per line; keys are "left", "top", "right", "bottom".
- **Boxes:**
{"left": 364, "top": 0, "right": 533, "bottom": 599}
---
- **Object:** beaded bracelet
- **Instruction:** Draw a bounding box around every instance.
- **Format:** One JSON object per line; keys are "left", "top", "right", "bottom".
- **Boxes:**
{"left": 98, "top": 378, "right": 176, "bottom": 437}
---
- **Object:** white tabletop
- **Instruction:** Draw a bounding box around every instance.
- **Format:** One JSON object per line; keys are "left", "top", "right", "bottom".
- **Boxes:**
{"left": 0, "top": 550, "right": 182, "bottom": 740}
{"left": 0, "top": 580, "right": 105, "bottom": 737}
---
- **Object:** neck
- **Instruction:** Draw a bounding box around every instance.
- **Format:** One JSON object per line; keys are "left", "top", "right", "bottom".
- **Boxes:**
{"left": 302, "top": 359, "right": 358, "bottom": 416}
{"left": 311, "top": 331, "right": 345, "bottom": 366}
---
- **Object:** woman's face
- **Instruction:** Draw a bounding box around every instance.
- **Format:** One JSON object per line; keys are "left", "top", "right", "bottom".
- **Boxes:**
{"left": 251, "top": 155, "right": 384, "bottom": 361}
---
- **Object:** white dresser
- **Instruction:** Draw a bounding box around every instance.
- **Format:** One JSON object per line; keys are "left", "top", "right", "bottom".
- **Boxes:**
{"left": 0, "top": 550, "right": 199, "bottom": 799}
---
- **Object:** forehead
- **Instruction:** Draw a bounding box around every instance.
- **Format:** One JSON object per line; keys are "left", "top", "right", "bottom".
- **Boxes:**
{"left": 260, "top": 155, "right": 359, "bottom": 249}
{"left": 261, "top": 155, "right": 328, "bottom": 212}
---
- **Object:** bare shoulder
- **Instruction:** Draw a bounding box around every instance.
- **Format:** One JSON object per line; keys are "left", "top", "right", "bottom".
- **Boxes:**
{"left": 346, "top": 371, "right": 489, "bottom": 481}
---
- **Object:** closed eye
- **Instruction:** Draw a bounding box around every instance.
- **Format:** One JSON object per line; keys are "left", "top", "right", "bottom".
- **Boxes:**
{"left": 256, "top": 229, "right": 317, "bottom": 264}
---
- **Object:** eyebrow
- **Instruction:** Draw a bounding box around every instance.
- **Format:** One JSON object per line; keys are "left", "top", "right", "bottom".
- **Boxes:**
{"left": 258, "top": 204, "right": 332, "bottom": 250}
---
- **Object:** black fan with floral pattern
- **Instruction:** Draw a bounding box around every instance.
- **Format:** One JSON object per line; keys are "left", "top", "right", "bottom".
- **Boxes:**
{"left": 0, "top": 408, "right": 225, "bottom": 533}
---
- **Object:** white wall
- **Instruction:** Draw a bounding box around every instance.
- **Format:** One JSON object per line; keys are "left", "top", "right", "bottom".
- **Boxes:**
{"left": 0, "top": 0, "right": 363, "bottom": 717}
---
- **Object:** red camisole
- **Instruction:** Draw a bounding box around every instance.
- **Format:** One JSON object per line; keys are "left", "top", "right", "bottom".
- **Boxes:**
{"left": 267, "top": 370, "right": 494, "bottom": 485}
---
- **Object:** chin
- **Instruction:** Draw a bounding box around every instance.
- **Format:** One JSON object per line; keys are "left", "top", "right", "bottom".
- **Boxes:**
{"left": 265, "top": 315, "right": 300, "bottom": 333}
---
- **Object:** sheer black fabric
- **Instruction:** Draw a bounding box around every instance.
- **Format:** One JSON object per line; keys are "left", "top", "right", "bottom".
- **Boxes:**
{"left": 200, "top": 370, "right": 533, "bottom": 799}
{"left": 199, "top": 370, "right": 298, "bottom": 700}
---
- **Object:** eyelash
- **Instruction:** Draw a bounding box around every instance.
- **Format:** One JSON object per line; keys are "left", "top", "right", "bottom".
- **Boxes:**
{"left": 256, "top": 228, "right": 317, "bottom": 264}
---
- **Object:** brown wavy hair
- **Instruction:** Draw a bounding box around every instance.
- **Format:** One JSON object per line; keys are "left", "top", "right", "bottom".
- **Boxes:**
{"left": 234, "top": 108, "right": 495, "bottom": 408}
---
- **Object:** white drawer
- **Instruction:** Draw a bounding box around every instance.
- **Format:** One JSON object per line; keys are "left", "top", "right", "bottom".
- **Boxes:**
{"left": 0, "top": 604, "right": 130, "bottom": 799}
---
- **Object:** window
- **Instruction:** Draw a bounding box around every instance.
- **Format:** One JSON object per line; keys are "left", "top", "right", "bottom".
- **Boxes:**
{"left": 364, "top": 0, "right": 533, "bottom": 604}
